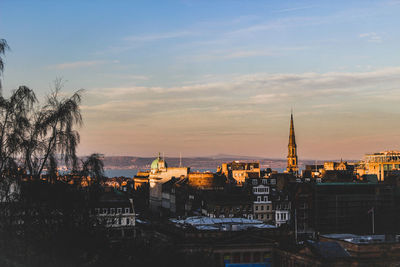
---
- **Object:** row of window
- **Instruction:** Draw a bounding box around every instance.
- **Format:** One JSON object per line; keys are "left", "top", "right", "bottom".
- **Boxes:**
{"left": 255, "top": 213, "right": 270, "bottom": 220}
{"left": 253, "top": 187, "right": 270, "bottom": 193}
{"left": 255, "top": 205, "right": 270, "bottom": 211}
{"left": 256, "top": 196, "right": 269, "bottom": 202}
{"left": 251, "top": 179, "right": 276, "bottom": 185}
{"left": 276, "top": 212, "right": 289, "bottom": 221}
{"left": 106, "top": 217, "right": 133, "bottom": 225}
{"left": 95, "top": 207, "right": 131, "bottom": 215}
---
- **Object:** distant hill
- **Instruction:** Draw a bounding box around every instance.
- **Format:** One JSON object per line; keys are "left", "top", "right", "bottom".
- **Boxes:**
{"left": 101, "top": 156, "right": 318, "bottom": 171}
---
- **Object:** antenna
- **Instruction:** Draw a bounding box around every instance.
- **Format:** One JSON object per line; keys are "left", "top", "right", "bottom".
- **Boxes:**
{"left": 179, "top": 152, "right": 182, "bottom": 167}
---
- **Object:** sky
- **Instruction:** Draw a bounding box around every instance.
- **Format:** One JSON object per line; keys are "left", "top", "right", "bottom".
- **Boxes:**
{"left": 1, "top": 0, "right": 400, "bottom": 160}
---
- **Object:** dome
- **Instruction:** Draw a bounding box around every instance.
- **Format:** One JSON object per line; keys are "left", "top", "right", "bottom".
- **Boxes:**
{"left": 151, "top": 158, "right": 160, "bottom": 169}
{"left": 151, "top": 154, "right": 168, "bottom": 170}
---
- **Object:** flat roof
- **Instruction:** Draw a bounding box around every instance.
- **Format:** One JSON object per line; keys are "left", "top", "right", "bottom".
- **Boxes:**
{"left": 170, "top": 216, "right": 276, "bottom": 231}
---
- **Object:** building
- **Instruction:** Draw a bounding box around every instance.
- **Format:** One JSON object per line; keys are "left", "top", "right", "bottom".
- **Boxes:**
{"left": 218, "top": 161, "right": 260, "bottom": 185}
{"left": 320, "top": 233, "right": 400, "bottom": 266}
{"left": 200, "top": 190, "right": 254, "bottom": 219}
{"left": 274, "top": 240, "right": 351, "bottom": 266}
{"left": 148, "top": 154, "right": 190, "bottom": 212}
{"left": 141, "top": 216, "right": 279, "bottom": 267}
{"left": 249, "top": 177, "right": 273, "bottom": 223}
{"left": 273, "top": 191, "right": 291, "bottom": 227}
{"left": 286, "top": 113, "right": 298, "bottom": 174}
{"left": 360, "top": 151, "right": 400, "bottom": 181}
{"left": 92, "top": 189, "right": 135, "bottom": 239}
{"left": 291, "top": 182, "right": 397, "bottom": 234}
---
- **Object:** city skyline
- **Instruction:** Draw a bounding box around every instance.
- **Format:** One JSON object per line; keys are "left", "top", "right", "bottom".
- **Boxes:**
{"left": 2, "top": 0, "right": 400, "bottom": 159}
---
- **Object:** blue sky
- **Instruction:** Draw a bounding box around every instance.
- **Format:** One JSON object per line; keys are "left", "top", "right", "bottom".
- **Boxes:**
{"left": 1, "top": 0, "right": 400, "bottom": 159}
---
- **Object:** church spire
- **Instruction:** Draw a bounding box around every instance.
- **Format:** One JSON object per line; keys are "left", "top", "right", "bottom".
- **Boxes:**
{"left": 287, "top": 111, "right": 298, "bottom": 174}
{"left": 289, "top": 112, "right": 296, "bottom": 146}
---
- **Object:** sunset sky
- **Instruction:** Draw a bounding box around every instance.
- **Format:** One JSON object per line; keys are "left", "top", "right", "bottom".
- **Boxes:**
{"left": 2, "top": 0, "right": 400, "bottom": 160}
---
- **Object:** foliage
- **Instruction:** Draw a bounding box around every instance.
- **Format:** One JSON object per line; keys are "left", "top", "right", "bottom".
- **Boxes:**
{"left": 0, "top": 38, "right": 10, "bottom": 90}
{"left": 82, "top": 153, "right": 105, "bottom": 184}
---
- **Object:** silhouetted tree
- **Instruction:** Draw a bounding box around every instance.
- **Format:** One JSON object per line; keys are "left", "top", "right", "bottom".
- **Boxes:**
{"left": 23, "top": 78, "right": 83, "bottom": 179}
{"left": 0, "top": 39, "right": 9, "bottom": 91}
{"left": 82, "top": 153, "right": 105, "bottom": 184}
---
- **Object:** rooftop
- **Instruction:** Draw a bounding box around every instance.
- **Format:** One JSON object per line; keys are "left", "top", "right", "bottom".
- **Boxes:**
{"left": 322, "top": 233, "right": 400, "bottom": 244}
{"left": 170, "top": 216, "right": 276, "bottom": 231}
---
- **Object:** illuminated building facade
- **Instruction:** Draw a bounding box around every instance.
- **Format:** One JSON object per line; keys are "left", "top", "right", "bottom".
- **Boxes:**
{"left": 148, "top": 154, "right": 189, "bottom": 211}
{"left": 361, "top": 151, "right": 400, "bottom": 181}
{"left": 218, "top": 161, "right": 260, "bottom": 185}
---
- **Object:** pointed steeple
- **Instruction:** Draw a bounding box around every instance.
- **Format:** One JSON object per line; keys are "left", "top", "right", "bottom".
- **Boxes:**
{"left": 288, "top": 112, "right": 296, "bottom": 147}
{"left": 287, "top": 111, "right": 298, "bottom": 174}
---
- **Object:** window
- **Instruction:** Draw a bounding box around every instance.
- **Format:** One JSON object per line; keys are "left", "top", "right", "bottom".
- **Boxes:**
{"left": 255, "top": 206, "right": 259, "bottom": 211}
{"left": 262, "top": 179, "right": 267, "bottom": 185}
{"left": 117, "top": 208, "right": 122, "bottom": 214}
{"left": 110, "top": 208, "right": 115, "bottom": 214}
{"left": 126, "top": 218, "right": 130, "bottom": 225}
{"left": 261, "top": 214, "right": 264, "bottom": 219}
{"left": 264, "top": 196, "right": 268, "bottom": 202}
{"left": 102, "top": 208, "right": 108, "bottom": 214}
{"left": 267, "top": 205, "right": 270, "bottom": 210}
{"left": 261, "top": 206, "right": 264, "bottom": 210}
{"left": 125, "top": 208, "right": 130, "bottom": 214}
{"left": 257, "top": 196, "right": 261, "bottom": 202}
{"left": 267, "top": 214, "right": 270, "bottom": 219}
{"left": 252, "top": 179, "right": 257, "bottom": 185}
{"left": 95, "top": 208, "right": 100, "bottom": 215}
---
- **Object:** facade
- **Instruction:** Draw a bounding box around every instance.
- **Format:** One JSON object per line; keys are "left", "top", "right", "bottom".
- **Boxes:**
{"left": 250, "top": 178, "right": 273, "bottom": 222}
{"left": 320, "top": 234, "right": 400, "bottom": 266}
{"left": 286, "top": 113, "right": 298, "bottom": 174}
{"left": 152, "top": 216, "right": 278, "bottom": 267}
{"left": 291, "top": 182, "right": 396, "bottom": 234}
{"left": 93, "top": 190, "right": 135, "bottom": 239}
{"left": 218, "top": 161, "right": 260, "bottom": 185}
{"left": 200, "top": 190, "right": 254, "bottom": 219}
{"left": 273, "top": 192, "right": 291, "bottom": 227}
{"left": 360, "top": 151, "right": 400, "bottom": 181}
{"left": 148, "top": 155, "right": 190, "bottom": 212}
{"left": 274, "top": 240, "right": 351, "bottom": 266}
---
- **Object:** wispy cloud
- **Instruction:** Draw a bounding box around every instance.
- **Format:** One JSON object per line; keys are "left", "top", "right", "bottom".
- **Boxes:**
{"left": 359, "top": 32, "right": 382, "bottom": 43}
{"left": 124, "top": 31, "right": 192, "bottom": 42}
{"left": 274, "top": 5, "right": 316, "bottom": 13}
{"left": 51, "top": 60, "right": 107, "bottom": 70}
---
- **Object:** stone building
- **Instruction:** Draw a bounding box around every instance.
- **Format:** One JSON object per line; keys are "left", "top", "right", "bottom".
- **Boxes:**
{"left": 249, "top": 177, "right": 273, "bottom": 222}
{"left": 148, "top": 154, "right": 189, "bottom": 212}
{"left": 359, "top": 151, "right": 400, "bottom": 181}
{"left": 218, "top": 161, "right": 260, "bottom": 185}
{"left": 92, "top": 189, "right": 135, "bottom": 239}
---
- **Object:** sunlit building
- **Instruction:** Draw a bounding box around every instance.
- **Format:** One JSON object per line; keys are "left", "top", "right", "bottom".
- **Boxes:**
{"left": 218, "top": 161, "right": 261, "bottom": 185}
{"left": 148, "top": 154, "right": 189, "bottom": 212}
{"left": 360, "top": 151, "right": 400, "bottom": 181}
